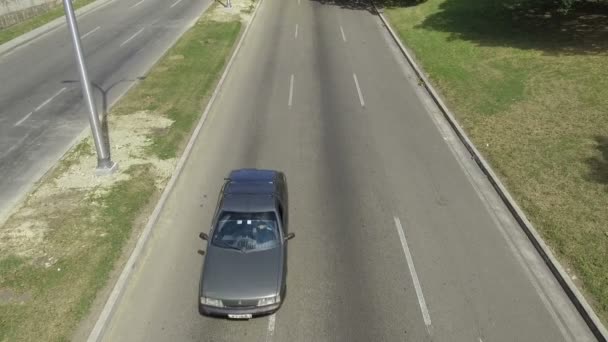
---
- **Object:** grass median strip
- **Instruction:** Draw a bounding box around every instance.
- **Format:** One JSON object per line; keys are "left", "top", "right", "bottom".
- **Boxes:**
{"left": 0, "top": 2, "right": 246, "bottom": 340}
{"left": 384, "top": 0, "right": 608, "bottom": 322}
{"left": 0, "top": 0, "right": 95, "bottom": 46}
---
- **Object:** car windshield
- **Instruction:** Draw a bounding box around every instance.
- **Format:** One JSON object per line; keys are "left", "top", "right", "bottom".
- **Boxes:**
{"left": 212, "top": 211, "right": 279, "bottom": 252}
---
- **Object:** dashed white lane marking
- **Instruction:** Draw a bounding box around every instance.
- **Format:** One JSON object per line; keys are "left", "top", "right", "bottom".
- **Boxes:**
{"left": 298, "top": 0, "right": 300, "bottom": 4}
{"left": 170, "top": 0, "right": 183, "bottom": 8}
{"left": 288, "top": 74, "right": 294, "bottom": 107}
{"left": 295, "top": 24, "right": 298, "bottom": 39}
{"left": 130, "top": 0, "right": 145, "bottom": 8}
{"left": 266, "top": 314, "right": 276, "bottom": 342}
{"left": 81, "top": 26, "right": 100, "bottom": 39}
{"left": 35, "top": 87, "right": 67, "bottom": 111}
{"left": 340, "top": 25, "right": 347, "bottom": 42}
{"left": 394, "top": 216, "right": 433, "bottom": 333}
{"left": 120, "top": 28, "right": 145, "bottom": 47}
{"left": 16, "top": 86, "right": 67, "bottom": 126}
{"left": 14, "top": 112, "right": 33, "bottom": 126}
{"left": 352, "top": 73, "right": 365, "bottom": 107}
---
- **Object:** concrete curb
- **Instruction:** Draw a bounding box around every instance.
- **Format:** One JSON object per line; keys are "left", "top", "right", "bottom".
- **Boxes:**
{"left": 85, "top": 0, "right": 265, "bottom": 341}
{"left": 0, "top": 0, "right": 117, "bottom": 57}
{"left": 372, "top": 4, "right": 608, "bottom": 341}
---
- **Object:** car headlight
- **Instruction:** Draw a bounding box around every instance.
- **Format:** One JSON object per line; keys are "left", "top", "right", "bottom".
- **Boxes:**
{"left": 200, "top": 297, "right": 224, "bottom": 307}
{"left": 257, "top": 295, "right": 281, "bottom": 307}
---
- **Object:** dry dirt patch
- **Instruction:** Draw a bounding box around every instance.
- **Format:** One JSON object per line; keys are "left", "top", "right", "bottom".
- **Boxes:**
{"left": 0, "top": 111, "right": 175, "bottom": 261}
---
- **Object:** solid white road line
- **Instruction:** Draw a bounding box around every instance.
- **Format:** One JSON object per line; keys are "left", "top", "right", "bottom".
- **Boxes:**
{"left": 35, "top": 87, "right": 67, "bottom": 112}
{"left": 394, "top": 216, "right": 433, "bottom": 332}
{"left": 130, "top": 0, "right": 145, "bottom": 8}
{"left": 81, "top": 26, "right": 101, "bottom": 40}
{"left": 266, "top": 314, "right": 276, "bottom": 342}
{"left": 14, "top": 112, "right": 33, "bottom": 126}
{"left": 288, "top": 74, "right": 294, "bottom": 107}
{"left": 295, "top": 24, "right": 298, "bottom": 39}
{"left": 170, "top": 0, "right": 183, "bottom": 8}
{"left": 120, "top": 28, "right": 145, "bottom": 47}
{"left": 352, "top": 73, "right": 365, "bottom": 107}
{"left": 340, "top": 25, "right": 347, "bottom": 42}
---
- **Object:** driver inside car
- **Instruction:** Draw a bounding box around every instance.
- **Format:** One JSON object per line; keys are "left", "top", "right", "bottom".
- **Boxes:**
{"left": 255, "top": 223, "right": 276, "bottom": 247}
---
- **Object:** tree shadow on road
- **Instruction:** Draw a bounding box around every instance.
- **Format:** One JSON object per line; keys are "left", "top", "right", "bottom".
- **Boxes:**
{"left": 309, "top": 0, "right": 376, "bottom": 13}
{"left": 309, "top": 0, "right": 424, "bottom": 11}
{"left": 307, "top": 0, "right": 608, "bottom": 55}
{"left": 586, "top": 136, "right": 608, "bottom": 187}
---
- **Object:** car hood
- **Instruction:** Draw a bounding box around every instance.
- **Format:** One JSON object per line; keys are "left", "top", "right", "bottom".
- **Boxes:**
{"left": 201, "top": 245, "right": 282, "bottom": 300}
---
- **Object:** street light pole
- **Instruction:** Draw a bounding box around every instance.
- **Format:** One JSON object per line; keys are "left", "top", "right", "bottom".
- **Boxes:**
{"left": 62, "top": 0, "right": 117, "bottom": 175}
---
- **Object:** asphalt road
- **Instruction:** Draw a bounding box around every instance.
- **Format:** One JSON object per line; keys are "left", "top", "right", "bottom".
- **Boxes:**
{"left": 0, "top": 0, "right": 212, "bottom": 220}
{"left": 100, "top": 0, "right": 596, "bottom": 341}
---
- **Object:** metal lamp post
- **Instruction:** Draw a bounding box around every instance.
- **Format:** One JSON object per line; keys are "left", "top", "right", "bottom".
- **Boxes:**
{"left": 62, "top": 0, "right": 117, "bottom": 175}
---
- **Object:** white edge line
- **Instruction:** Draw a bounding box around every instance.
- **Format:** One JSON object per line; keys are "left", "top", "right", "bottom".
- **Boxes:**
{"left": 295, "top": 24, "right": 298, "bottom": 39}
{"left": 170, "top": 0, "right": 183, "bottom": 8}
{"left": 288, "top": 74, "right": 294, "bottom": 107}
{"left": 394, "top": 217, "right": 432, "bottom": 332}
{"left": 120, "top": 28, "right": 145, "bottom": 47}
{"left": 353, "top": 73, "right": 365, "bottom": 107}
{"left": 81, "top": 26, "right": 101, "bottom": 40}
{"left": 15, "top": 112, "right": 33, "bottom": 126}
{"left": 86, "top": 0, "right": 266, "bottom": 339}
{"left": 129, "top": 0, "right": 145, "bottom": 8}
{"left": 34, "top": 87, "right": 67, "bottom": 111}
{"left": 266, "top": 314, "right": 276, "bottom": 342}
{"left": 340, "top": 25, "right": 347, "bottom": 42}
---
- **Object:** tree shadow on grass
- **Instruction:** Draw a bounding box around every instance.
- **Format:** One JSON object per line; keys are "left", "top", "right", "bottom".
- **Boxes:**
{"left": 586, "top": 136, "right": 608, "bottom": 186}
{"left": 416, "top": 0, "right": 608, "bottom": 56}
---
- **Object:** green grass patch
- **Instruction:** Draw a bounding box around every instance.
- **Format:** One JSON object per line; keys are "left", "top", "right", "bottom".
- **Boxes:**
{"left": 0, "top": 0, "right": 96, "bottom": 46}
{"left": 113, "top": 19, "right": 242, "bottom": 159}
{"left": 0, "top": 6, "right": 242, "bottom": 341}
{"left": 385, "top": 0, "right": 608, "bottom": 321}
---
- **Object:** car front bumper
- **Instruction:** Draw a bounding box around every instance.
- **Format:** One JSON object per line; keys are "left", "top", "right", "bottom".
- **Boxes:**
{"left": 199, "top": 302, "right": 281, "bottom": 318}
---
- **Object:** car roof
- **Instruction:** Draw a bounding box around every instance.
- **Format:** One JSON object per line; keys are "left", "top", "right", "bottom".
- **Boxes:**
{"left": 220, "top": 194, "right": 277, "bottom": 213}
{"left": 227, "top": 169, "right": 278, "bottom": 183}
{"left": 219, "top": 169, "right": 282, "bottom": 213}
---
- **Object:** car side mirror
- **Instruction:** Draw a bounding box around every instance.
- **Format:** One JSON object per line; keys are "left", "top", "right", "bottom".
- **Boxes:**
{"left": 284, "top": 232, "right": 295, "bottom": 241}
{"left": 197, "top": 249, "right": 205, "bottom": 256}
{"left": 199, "top": 232, "right": 208, "bottom": 240}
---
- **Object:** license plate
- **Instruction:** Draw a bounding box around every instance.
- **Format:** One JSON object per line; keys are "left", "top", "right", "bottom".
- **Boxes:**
{"left": 228, "top": 314, "right": 252, "bottom": 319}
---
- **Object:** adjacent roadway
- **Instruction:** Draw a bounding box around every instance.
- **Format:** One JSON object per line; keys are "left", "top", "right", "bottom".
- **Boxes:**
{"left": 0, "top": 0, "right": 212, "bottom": 219}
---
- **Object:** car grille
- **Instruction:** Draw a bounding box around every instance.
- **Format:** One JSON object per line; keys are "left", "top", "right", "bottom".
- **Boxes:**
{"left": 223, "top": 299, "right": 258, "bottom": 308}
